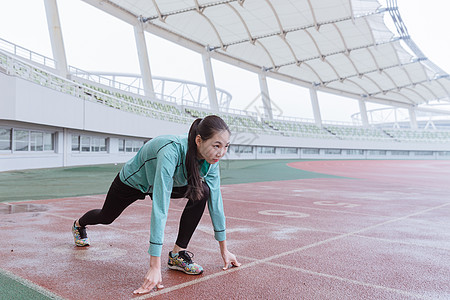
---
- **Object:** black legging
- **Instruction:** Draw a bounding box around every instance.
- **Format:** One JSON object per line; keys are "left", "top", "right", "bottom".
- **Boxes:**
{"left": 78, "top": 174, "right": 209, "bottom": 249}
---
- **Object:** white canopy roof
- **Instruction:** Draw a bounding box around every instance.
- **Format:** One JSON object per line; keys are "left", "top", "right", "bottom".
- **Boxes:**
{"left": 83, "top": 0, "right": 450, "bottom": 109}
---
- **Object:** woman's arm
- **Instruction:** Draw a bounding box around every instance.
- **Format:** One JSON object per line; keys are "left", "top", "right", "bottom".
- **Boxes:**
{"left": 147, "top": 145, "right": 177, "bottom": 256}
{"left": 205, "top": 164, "right": 227, "bottom": 241}
{"left": 135, "top": 144, "right": 178, "bottom": 294}
{"left": 206, "top": 164, "right": 240, "bottom": 269}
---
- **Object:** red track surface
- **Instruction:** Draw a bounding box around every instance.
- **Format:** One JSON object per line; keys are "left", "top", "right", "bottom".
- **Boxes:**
{"left": 1, "top": 160, "right": 450, "bottom": 299}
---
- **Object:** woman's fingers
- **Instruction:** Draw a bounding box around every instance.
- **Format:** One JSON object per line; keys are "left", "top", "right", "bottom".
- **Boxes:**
{"left": 133, "top": 280, "right": 155, "bottom": 295}
{"left": 133, "top": 286, "right": 151, "bottom": 295}
{"left": 231, "top": 259, "right": 241, "bottom": 267}
{"left": 223, "top": 254, "right": 241, "bottom": 270}
{"left": 133, "top": 280, "right": 164, "bottom": 294}
{"left": 133, "top": 284, "right": 163, "bottom": 295}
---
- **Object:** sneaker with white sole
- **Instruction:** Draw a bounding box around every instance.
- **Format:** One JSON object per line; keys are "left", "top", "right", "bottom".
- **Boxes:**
{"left": 168, "top": 250, "right": 203, "bottom": 275}
{"left": 72, "top": 221, "right": 90, "bottom": 247}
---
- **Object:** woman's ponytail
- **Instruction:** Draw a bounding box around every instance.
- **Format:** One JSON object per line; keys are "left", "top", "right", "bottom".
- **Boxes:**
{"left": 185, "top": 118, "right": 204, "bottom": 201}
{"left": 184, "top": 115, "right": 230, "bottom": 201}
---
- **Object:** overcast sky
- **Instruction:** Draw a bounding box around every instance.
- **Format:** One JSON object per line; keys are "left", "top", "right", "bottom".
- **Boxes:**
{"left": 0, "top": 0, "right": 449, "bottom": 123}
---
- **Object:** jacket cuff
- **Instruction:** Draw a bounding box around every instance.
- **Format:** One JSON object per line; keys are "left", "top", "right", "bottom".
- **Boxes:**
{"left": 214, "top": 230, "right": 226, "bottom": 242}
{"left": 148, "top": 243, "right": 162, "bottom": 257}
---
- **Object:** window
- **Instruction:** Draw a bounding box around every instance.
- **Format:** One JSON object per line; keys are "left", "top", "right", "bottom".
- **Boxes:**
{"left": 414, "top": 151, "right": 433, "bottom": 156}
{"left": 125, "top": 140, "right": 133, "bottom": 152}
{"left": 72, "top": 135, "right": 80, "bottom": 151}
{"left": 324, "top": 149, "right": 341, "bottom": 155}
{"left": 302, "top": 148, "right": 319, "bottom": 155}
{"left": 91, "top": 137, "right": 106, "bottom": 152}
{"left": 10, "top": 129, "right": 54, "bottom": 152}
{"left": 72, "top": 135, "right": 108, "bottom": 153}
{"left": 81, "top": 136, "right": 91, "bottom": 152}
{"left": 280, "top": 147, "right": 297, "bottom": 154}
{"left": 119, "top": 139, "right": 144, "bottom": 153}
{"left": 438, "top": 151, "right": 450, "bottom": 156}
{"left": 346, "top": 149, "right": 364, "bottom": 155}
{"left": 0, "top": 128, "right": 11, "bottom": 151}
{"left": 368, "top": 150, "right": 386, "bottom": 155}
{"left": 14, "top": 130, "right": 29, "bottom": 151}
{"left": 258, "top": 147, "right": 275, "bottom": 154}
{"left": 118, "top": 139, "right": 125, "bottom": 152}
{"left": 30, "top": 131, "right": 43, "bottom": 151}
{"left": 133, "top": 140, "right": 143, "bottom": 152}
{"left": 391, "top": 150, "right": 409, "bottom": 156}
{"left": 233, "top": 145, "right": 253, "bottom": 154}
{"left": 43, "top": 132, "right": 54, "bottom": 151}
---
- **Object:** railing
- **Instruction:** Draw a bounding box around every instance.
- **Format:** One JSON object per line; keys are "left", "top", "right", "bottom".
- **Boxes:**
{"left": 0, "top": 37, "right": 56, "bottom": 69}
{"left": 351, "top": 104, "right": 450, "bottom": 129}
{"left": 222, "top": 107, "right": 258, "bottom": 118}
{"left": 271, "top": 115, "right": 316, "bottom": 124}
{"left": 182, "top": 99, "right": 258, "bottom": 118}
{"left": 0, "top": 37, "right": 233, "bottom": 109}
{"left": 263, "top": 114, "right": 359, "bottom": 127}
{"left": 0, "top": 49, "right": 192, "bottom": 125}
{"left": 69, "top": 67, "right": 233, "bottom": 108}
{"left": 322, "top": 119, "right": 362, "bottom": 126}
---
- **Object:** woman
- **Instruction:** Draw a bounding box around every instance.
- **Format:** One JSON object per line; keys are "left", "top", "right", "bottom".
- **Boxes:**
{"left": 71, "top": 115, "right": 240, "bottom": 294}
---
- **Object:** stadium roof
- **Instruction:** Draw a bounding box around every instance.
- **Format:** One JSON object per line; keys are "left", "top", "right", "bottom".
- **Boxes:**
{"left": 83, "top": 0, "right": 450, "bottom": 109}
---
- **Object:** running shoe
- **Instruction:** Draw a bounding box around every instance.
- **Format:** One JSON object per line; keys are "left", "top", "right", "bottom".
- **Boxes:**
{"left": 168, "top": 250, "right": 203, "bottom": 275}
{"left": 72, "top": 221, "right": 90, "bottom": 247}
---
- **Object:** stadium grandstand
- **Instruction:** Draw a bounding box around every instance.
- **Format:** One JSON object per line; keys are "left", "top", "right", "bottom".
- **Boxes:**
{"left": 1, "top": 0, "right": 450, "bottom": 172}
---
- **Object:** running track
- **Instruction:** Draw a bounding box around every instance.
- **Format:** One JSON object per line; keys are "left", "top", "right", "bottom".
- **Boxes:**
{"left": 0, "top": 160, "right": 449, "bottom": 299}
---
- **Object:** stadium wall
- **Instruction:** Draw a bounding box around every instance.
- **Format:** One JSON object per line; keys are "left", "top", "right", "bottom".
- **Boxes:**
{"left": 1, "top": 71, "right": 450, "bottom": 172}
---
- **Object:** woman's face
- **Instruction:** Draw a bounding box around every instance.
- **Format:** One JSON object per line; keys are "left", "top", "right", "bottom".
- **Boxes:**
{"left": 196, "top": 130, "right": 230, "bottom": 164}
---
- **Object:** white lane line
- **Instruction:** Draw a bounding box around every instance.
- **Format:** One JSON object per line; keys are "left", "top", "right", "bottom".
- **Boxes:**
{"left": 348, "top": 202, "right": 450, "bottom": 236}
{"left": 263, "top": 261, "right": 429, "bottom": 300}
{"left": 36, "top": 199, "right": 449, "bottom": 299}
{"left": 0, "top": 267, "right": 65, "bottom": 300}
{"left": 135, "top": 202, "right": 450, "bottom": 299}
{"left": 351, "top": 234, "right": 450, "bottom": 252}
{"left": 223, "top": 197, "right": 444, "bottom": 218}
{"left": 134, "top": 265, "right": 245, "bottom": 299}
{"left": 42, "top": 203, "right": 450, "bottom": 250}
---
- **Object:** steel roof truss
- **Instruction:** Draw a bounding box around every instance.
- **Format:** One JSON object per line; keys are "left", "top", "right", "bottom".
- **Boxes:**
{"left": 207, "top": 11, "right": 383, "bottom": 50}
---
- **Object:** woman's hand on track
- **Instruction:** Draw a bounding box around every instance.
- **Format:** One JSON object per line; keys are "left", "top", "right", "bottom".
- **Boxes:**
{"left": 133, "top": 257, "right": 164, "bottom": 295}
{"left": 222, "top": 250, "right": 241, "bottom": 270}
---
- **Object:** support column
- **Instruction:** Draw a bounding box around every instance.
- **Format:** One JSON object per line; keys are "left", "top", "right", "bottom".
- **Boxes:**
{"left": 44, "top": 0, "right": 68, "bottom": 77}
{"left": 63, "top": 128, "right": 68, "bottom": 167}
{"left": 202, "top": 50, "right": 219, "bottom": 111}
{"left": 134, "top": 22, "right": 155, "bottom": 98}
{"left": 408, "top": 107, "right": 418, "bottom": 130}
{"left": 358, "top": 99, "right": 369, "bottom": 127}
{"left": 309, "top": 87, "right": 322, "bottom": 126}
{"left": 258, "top": 72, "right": 273, "bottom": 120}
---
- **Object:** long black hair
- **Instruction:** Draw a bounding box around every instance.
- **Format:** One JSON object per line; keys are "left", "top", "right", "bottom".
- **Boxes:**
{"left": 185, "top": 115, "right": 230, "bottom": 201}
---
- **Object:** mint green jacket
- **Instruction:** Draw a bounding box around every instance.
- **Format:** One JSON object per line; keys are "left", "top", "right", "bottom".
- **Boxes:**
{"left": 119, "top": 134, "right": 226, "bottom": 256}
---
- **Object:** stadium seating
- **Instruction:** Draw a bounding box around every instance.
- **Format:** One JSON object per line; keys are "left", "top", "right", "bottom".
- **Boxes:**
{"left": 324, "top": 125, "right": 392, "bottom": 141}
{"left": 184, "top": 108, "right": 266, "bottom": 134}
{"left": 2, "top": 48, "right": 450, "bottom": 144}
{"left": 384, "top": 129, "right": 450, "bottom": 143}
{"left": 263, "top": 120, "right": 334, "bottom": 139}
